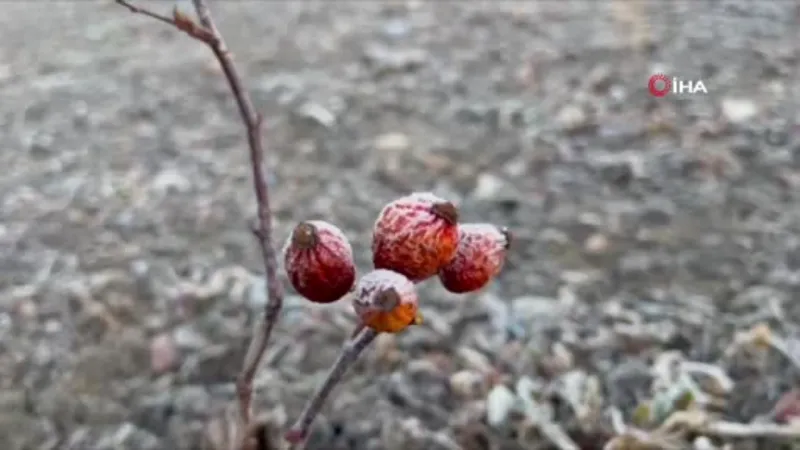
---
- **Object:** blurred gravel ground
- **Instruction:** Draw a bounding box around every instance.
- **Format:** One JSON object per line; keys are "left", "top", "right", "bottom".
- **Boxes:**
{"left": 1, "top": 1, "right": 800, "bottom": 449}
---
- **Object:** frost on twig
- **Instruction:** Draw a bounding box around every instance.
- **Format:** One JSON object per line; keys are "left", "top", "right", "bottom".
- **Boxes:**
{"left": 114, "top": 0, "right": 285, "bottom": 446}
{"left": 285, "top": 328, "right": 379, "bottom": 443}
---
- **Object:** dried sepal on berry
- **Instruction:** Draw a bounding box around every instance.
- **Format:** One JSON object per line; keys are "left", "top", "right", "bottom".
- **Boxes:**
{"left": 372, "top": 192, "right": 459, "bottom": 282}
{"left": 438, "top": 223, "right": 510, "bottom": 294}
{"left": 353, "top": 269, "right": 421, "bottom": 333}
{"left": 283, "top": 220, "right": 356, "bottom": 303}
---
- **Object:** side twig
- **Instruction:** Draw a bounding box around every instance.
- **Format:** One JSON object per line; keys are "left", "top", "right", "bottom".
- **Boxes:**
{"left": 115, "top": 0, "right": 285, "bottom": 435}
{"left": 284, "top": 328, "right": 379, "bottom": 443}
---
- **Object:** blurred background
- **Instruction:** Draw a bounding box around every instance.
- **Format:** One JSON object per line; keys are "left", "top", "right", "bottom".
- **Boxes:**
{"left": 1, "top": 1, "right": 799, "bottom": 449}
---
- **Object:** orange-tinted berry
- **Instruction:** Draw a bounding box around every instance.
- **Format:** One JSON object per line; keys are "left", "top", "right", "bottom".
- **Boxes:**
{"left": 283, "top": 220, "right": 356, "bottom": 303}
{"left": 371, "top": 192, "right": 459, "bottom": 282}
{"left": 353, "top": 269, "right": 421, "bottom": 333}
{"left": 438, "top": 224, "right": 510, "bottom": 294}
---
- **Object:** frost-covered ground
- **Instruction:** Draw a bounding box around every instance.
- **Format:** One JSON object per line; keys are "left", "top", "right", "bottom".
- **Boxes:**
{"left": 1, "top": 2, "right": 799, "bottom": 449}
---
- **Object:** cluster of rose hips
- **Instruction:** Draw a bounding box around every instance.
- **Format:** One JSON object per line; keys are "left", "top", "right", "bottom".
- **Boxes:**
{"left": 283, "top": 191, "right": 511, "bottom": 335}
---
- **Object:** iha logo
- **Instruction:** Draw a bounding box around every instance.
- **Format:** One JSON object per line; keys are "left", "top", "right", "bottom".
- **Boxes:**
{"left": 648, "top": 73, "right": 708, "bottom": 97}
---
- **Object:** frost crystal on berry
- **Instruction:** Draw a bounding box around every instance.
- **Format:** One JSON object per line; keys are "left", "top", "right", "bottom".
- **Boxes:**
{"left": 283, "top": 220, "right": 356, "bottom": 303}
{"left": 438, "top": 223, "right": 510, "bottom": 294}
{"left": 353, "top": 269, "right": 420, "bottom": 333}
{"left": 371, "top": 192, "right": 459, "bottom": 282}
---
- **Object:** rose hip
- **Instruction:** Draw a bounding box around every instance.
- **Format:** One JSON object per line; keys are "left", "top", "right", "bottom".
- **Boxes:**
{"left": 438, "top": 223, "right": 510, "bottom": 294}
{"left": 372, "top": 192, "right": 459, "bottom": 282}
{"left": 353, "top": 269, "right": 420, "bottom": 333}
{"left": 283, "top": 220, "right": 356, "bottom": 303}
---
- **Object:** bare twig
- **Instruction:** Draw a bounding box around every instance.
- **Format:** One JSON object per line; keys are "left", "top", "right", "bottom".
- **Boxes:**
{"left": 115, "top": 0, "right": 284, "bottom": 435}
{"left": 285, "top": 328, "right": 379, "bottom": 443}
{"left": 116, "top": 0, "right": 216, "bottom": 41}
{"left": 116, "top": 0, "right": 182, "bottom": 27}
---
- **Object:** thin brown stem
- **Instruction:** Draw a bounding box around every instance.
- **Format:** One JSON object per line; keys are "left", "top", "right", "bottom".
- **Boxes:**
{"left": 284, "top": 328, "right": 379, "bottom": 444}
{"left": 115, "top": 0, "right": 284, "bottom": 439}
{"left": 116, "top": 0, "right": 175, "bottom": 26}
{"left": 116, "top": 0, "right": 216, "bottom": 41}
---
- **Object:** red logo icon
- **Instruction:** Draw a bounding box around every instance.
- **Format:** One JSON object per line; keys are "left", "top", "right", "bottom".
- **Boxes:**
{"left": 648, "top": 74, "right": 671, "bottom": 97}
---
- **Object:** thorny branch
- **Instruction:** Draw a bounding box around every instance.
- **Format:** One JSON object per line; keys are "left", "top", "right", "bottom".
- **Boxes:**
{"left": 115, "top": 0, "right": 285, "bottom": 443}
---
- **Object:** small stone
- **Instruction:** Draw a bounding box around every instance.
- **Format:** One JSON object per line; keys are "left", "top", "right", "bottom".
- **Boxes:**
{"left": 27, "top": 132, "right": 54, "bottom": 157}
{"left": 24, "top": 102, "right": 48, "bottom": 122}
{"left": 150, "top": 333, "right": 178, "bottom": 374}
{"left": 589, "top": 151, "right": 646, "bottom": 186}
{"left": 639, "top": 203, "right": 674, "bottom": 227}
{"left": 455, "top": 103, "right": 492, "bottom": 124}
{"left": 172, "top": 385, "right": 213, "bottom": 414}
{"left": 510, "top": 295, "right": 566, "bottom": 333}
{"left": 555, "top": 104, "right": 589, "bottom": 131}
{"left": 541, "top": 342, "right": 574, "bottom": 375}
{"left": 578, "top": 212, "right": 605, "bottom": 230}
{"left": 502, "top": 100, "right": 527, "bottom": 128}
{"left": 247, "top": 276, "right": 268, "bottom": 308}
{"left": 587, "top": 65, "right": 614, "bottom": 93}
{"left": 721, "top": 98, "right": 758, "bottom": 124}
{"left": 363, "top": 43, "right": 427, "bottom": 73}
{"left": 14, "top": 300, "right": 37, "bottom": 319}
{"left": 132, "top": 392, "right": 175, "bottom": 437}
{"left": 560, "top": 270, "right": 595, "bottom": 285}
{"left": 73, "top": 100, "right": 90, "bottom": 126}
{"left": 450, "top": 370, "right": 486, "bottom": 399}
{"left": 374, "top": 132, "right": 411, "bottom": 153}
{"left": 373, "top": 332, "right": 401, "bottom": 365}
{"left": 43, "top": 320, "right": 61, "bottom": 334}
{"left": 618, "top": 251, "right": 665, "bottom": 280}
{"left": 256, "top": 75, "right": 302, "bottom": 106}
{"left": 471, "top": 173, "right": 504, "bottom": 200}
{"left": 293, "top": 102, "right": 336, "bottom": 128}
{"left": 456, "top": 347, "right": 493, "bottom": 374}
{"left": 172, "top": 324, "right": 209, "bottom": 350}
{"left": 503, "top": 156, "right": 529, "bottom": 177}
{"left": 151, "top": 168, "right": 192, "bottom": 195}
{"left": 539, "top": 228, "right": 570, "bottom": 250}
{"left": 0, "top": 64, "right": 10, "bottom": 83}
{"left": 479, "top": 292, "right": 512, "bottom": 337}
{"left": 486, "top": 384, "right": 517, "bottom": 427}
{"left": 584, "top": 233, "right": 610, "bottom": 255}
{"left": 509, "top": 295, "right": 566, "bottom": 339}
{"left": 693, "top": 436, "right": 715, "bottom": 450}
{"left": 382, "top": 19, "right": 411, "bottom": 39}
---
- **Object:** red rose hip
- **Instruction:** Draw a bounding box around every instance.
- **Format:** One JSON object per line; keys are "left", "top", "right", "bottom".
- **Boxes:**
{"left": 372, "top": 192, "right": 459, "bottom": 282}
{"left": 283, "top": 220, "right": 356, "bottom": 303}
{"left": 438, "top": 223, "right": 510, "bottom": 294}
{"left": 353, "top": 269, "right": 421, "bottom": 333}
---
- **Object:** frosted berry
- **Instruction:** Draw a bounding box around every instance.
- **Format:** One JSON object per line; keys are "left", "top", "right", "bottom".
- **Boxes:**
{"left": 353, "top": 269, "right": 421, "bottom": 333}
{"left": 283, "top": 220, "right": 356, "bottom": 303}
{"left": 372, "top": 192, "right": 459, "bottom": 282}
{"left": 438, "top": 223, "right": 510, "bottom": 294}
